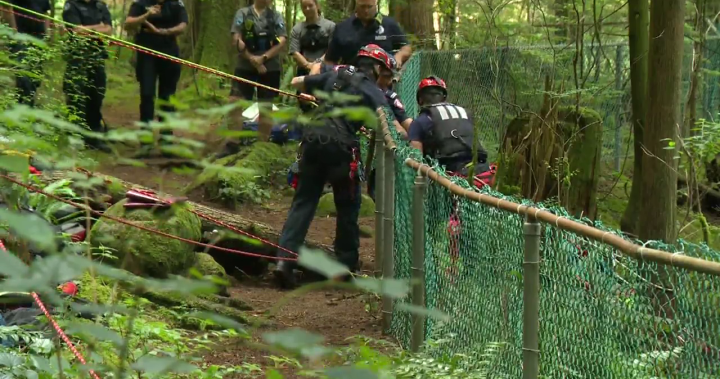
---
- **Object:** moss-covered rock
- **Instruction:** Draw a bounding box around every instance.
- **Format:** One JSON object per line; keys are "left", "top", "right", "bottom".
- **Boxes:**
{"left": 195, "top": 252, "right": 226, "bottom": 277}
{"left": 77, "top": 272, "right": 118, "bottom": 303}
{"left": 193, "top": 252, "right": 230, "bottom": 297}
{"left": 187, "top": 142, "right": 296, "bottom": 204}
{"left": 90, "top": 199, "right": 201, "bottom": 278}
{"left": 317, "top": 193, "right": 375, "bottom": 218}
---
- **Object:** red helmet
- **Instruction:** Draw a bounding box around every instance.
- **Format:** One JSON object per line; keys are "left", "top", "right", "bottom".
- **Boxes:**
{"left": 417, "top": 76, "right": 447, "bottom": 102}
{"left": 356, "top": 44, "right": 393, "bottom": 71}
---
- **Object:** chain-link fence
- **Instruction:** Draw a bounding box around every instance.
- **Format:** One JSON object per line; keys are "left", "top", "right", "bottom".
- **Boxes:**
{"left": 376, "top": 104, "right": 720, "bottom": 378}
{"left": 396, "top": 41, "right": 720, "bottom": 170}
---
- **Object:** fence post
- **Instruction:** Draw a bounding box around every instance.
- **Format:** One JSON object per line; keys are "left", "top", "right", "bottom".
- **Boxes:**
{"left": 410, "top": 172, "right": 426, "bottom": 352}
{"left": 381, "top": 146, "right": 396, "bottom": 332}
{"left": 522, "top": 215, "right": 541, "bottom": 379}
{"left": 374, "top": 127, "right": 386, "bottom": 278}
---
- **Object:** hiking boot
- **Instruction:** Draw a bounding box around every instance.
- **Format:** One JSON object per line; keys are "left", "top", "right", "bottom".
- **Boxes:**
{"left": 273, "top": 261, "right": 297, "bottom": 290}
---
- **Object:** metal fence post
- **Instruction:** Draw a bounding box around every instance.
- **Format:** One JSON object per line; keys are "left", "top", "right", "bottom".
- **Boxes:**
{"left": 522, "top": 215, "right": 541, "bottom": 379}
{"left": 410, "top": 172, "right": 426, "bottom": 352}
{"left": 374, "top": 127, "right": 386, "bottom": 278}
{"left": 381, "top": 146, "right": 396, "bottom": 332}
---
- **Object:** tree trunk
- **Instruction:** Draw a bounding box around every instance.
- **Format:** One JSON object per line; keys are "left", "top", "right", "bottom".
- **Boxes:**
{"left": 324, "top": 0, "right": 353, "bottom": 23}
{"left": 620, "top": 0, "right": 649, "bottom": 236}
{"left": 639, "top": 0, "right": 684, "bottom": 324}
{"left": 390, "top": 0, "right": 435, "bottom": 49}
{"left": 684, "top": 0, "right": 706, "bottom": 137}
{"left": 191, "top": 0, "right": 242, "bottom": 75}
{"left": 438, "top": 0, "right": 457, "bottom": 49}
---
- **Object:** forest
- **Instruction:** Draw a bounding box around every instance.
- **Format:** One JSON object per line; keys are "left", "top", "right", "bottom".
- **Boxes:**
{"left": 0, "top": 0, "right": 719, "bottom": 378}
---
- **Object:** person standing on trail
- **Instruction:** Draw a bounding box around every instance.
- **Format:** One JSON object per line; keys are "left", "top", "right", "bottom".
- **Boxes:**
{"left": 1, "top": 0, "right": 51, "bottom": 107}
{"left": 61, "top": 0, "right": 113, "bottom": 152}
{"left": 230, "top": 0, "right": 287, "bottom": 142}
{"left": 408, "top": 76, "right": 494, "bottom": 186}
{"left": 289, "top": 0, "right": 334, "bottom": 113}
{"left": 323, "top": 0, "right": 411, "bottom": 70}
{"left": 273, "top": 45, "right": 393, "bottom": 289}
{"left": 124, "top": 0, "right": 187, "bottom": 157}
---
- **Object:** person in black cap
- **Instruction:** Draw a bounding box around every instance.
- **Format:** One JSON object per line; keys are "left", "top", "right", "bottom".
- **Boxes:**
{"left": 273, "top": 45, "right": 393, "bottom": 289}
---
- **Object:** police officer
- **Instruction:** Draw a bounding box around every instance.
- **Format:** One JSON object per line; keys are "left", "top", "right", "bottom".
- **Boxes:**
{"left": 62, "top": 0, "right": 113, "bottom": 151}
{"left": 274, "top": 45, "right": 393, "bottom": 289}
{"left": 125, "top": 0, "right": 187, "bottom": 146}
{"left": 230, "top": 0, "right": 286, "bottom": 142}
{"left": 408, "top": 76, "right": 492, "bottom": 180}
{"left": 1, "top": 0, "right": 51, "bottom": 107}
{"left": 324, "top": 0, "right": 411, "bottom": 69}
{"left": 289, "top": 0, "right": 334, "bottom": 113}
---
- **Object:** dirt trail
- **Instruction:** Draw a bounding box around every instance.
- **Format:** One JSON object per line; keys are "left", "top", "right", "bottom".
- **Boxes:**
{"left": 96, "top": 105, "right": 383, "bottom": 374}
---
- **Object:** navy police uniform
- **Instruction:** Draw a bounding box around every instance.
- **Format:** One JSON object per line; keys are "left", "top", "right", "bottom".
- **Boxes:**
{"left": 127, "top": 0, "right": 188, "bottom": 124}
{"left": 62, "top": 0, "right": 112, "bottom": 149}
{"left": 9, "top": 0, "right": 51, "bottom": 107}
{"left": 276, "top": 67, "right": 388, "bottom": 285}
{"left": 324, "top": 13, "right": 407, "bottom": 65}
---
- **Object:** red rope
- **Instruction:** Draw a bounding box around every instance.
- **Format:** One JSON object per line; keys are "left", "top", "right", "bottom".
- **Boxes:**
{"left": 0, "top": 174, "right": 298, "bottom": 261}
{"left": 0, "top": 240, "right": 102, "bottom": 379}
{"left": 74, "top": 168, "right": 298, "bottom": 257}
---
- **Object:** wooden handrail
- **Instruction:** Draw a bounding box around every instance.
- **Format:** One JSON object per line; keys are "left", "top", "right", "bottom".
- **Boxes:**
{"left": 404, "top": 158, "right": 720, "bottom": 277}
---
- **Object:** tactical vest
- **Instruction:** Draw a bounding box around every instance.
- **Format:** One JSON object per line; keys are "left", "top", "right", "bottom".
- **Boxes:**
{"left": 240, "top": 8, "right": 279, "bottom": 53}
{"left": 299, "top": 23, "right": 329, "bottom": 55}
{"left": 421, "top": 103, "right": 477, "bottom": 163}
{"left": 305, "top": 66, "right": 366, "bottom": 146}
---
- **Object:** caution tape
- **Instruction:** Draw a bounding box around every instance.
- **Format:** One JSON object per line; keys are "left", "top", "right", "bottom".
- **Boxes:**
{"left": 0, "top": 1, "right": 317, "bottom": 106}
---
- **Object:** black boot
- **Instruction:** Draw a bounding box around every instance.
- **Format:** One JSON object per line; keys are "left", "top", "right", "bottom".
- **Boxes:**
{"left": 273, "top": 260, "right": 297, "bottom": 290}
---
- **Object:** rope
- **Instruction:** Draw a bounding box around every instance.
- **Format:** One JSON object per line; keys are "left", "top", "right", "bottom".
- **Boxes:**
{"left": 0, "top": 174, "right": 298, "bottom": 261}
{"left": 0, "top": 2, "right": 317, "bottom": 106}
{"left": 0, "top": 240, "right": 102, "bottom": 379}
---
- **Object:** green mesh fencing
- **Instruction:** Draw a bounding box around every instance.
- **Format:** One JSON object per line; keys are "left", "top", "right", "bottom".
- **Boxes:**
{"left": 380, "top": 101, "right": 720, "bottom": 377}
{"left": 396, "top": 42, "right": 720, "bottom": 167}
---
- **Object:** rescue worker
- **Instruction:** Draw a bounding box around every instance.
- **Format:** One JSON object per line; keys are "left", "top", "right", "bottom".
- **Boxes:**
{"left": 61, "top": 0, "right": 113, "bottom": 152}
{"left": 273, "top": 45, "right": 393, "bottom": 289}
{"left": 408, "top": 76, "right": 493, "bottom": 184}
{"left": 125, "top": 0, "right": 187, "bottom": 156}
{"left": 289, "top": 0, "right": 334, "bottom": 113}
{"left": 230, "top": 0, "right": 287, "bottom": 142}
{"left": 1, "top": 0, "right": 51, "bottom": 107}
{"left": 324, "top": 0, "right": 411, "bottom": 69}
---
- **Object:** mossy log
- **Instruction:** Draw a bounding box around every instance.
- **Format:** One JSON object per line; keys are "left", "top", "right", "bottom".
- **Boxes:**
{"left": 34, "top": 170, "right": 335, "bottom": 254}
{"left": 186, "top": 142, "right": 297, "bottom": 206}
{"left": 137, "top": 290, "right": 253, "bottom": 326}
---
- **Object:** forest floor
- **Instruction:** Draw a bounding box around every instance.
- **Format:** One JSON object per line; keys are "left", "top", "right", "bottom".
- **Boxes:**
{"left": 95, "top": 75, "right": 385, "bottom": 376}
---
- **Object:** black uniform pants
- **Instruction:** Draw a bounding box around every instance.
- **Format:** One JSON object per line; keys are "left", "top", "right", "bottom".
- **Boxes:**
{"left": 63, "top": 63, "right": 106, "bottom": 143}
{"left": 136, "top": 49, "right": 181, "bottom": 128}
{"left": 277, "top": 140, "right": 362, "bottom": 271}
{"left": 11, "top": 43, "right": 43, "bottom": 107}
